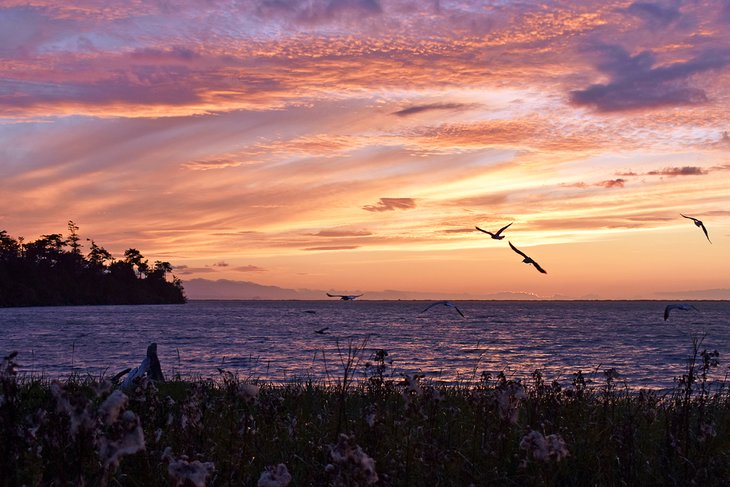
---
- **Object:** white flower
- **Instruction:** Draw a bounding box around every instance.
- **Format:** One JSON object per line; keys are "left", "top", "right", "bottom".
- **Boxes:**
{"left": 520, "top": 430, "right": 569, "bottom": 463}
{"left": 403, "top": 374, "right": 422, "bottom": 396}
{"left": 50, "top": 382, "right": 95, "bottom": 438}
{"left": 98, "top": 410, "right": 146, "bottom": 469}
{"left": 496, "top": 382, "right": 526, "bottom": 424}
{"left": 258, "top": 463, "right": 292, "bottom": 487}
{"left": 164, "top": 447, "right": 215, "bottom": 487}
{"left": 329, "top": 434, "right": 378, "bottom": 485}
{"left": 238, "top": 383, "right": 259, "bottom": 404}
{"left": 98, "top": 390, "right": 128, "bottom": 426}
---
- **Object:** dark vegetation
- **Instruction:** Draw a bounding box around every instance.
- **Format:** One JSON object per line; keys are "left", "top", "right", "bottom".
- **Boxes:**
{"left": 2, "top": 338, "right": 729, "bottom": 486}
{"left": 0, "top": 221, "right": 185, "bottom": 307}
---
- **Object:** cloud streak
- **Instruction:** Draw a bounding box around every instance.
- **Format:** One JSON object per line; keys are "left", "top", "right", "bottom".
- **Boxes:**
{"left": 362, "top": 198, "right": 416, "bottom": 212}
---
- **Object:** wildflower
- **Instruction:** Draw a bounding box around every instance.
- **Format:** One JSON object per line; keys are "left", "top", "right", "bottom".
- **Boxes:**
{"left": 496, "top": 382, "right": 526, "bottom": 424}
{"left": 98, "top": 410, "right": 145, "bottom": 469}
{"left": 328, "top": 433, "right": 378, "bottom": 486}
{"left": 401, "top": 374, "right": 425, "bottom": 411}
{"left": 50, "top": 382, "right": 95, "bottom": 437}
{"left": 520, "top": 430, "right": 569, "bottom": 463}
{"left": 238, "top": 382, "right": 260, "bottom": 404}
{"left": 180, "top": 386, "right": 205, "bottom": 430}
{"left": 364, "top": 405, "right": 377, "bottom": 428}
{"left": 163, "top": 447, "right": 215, "bottom": 487}
{"left": 402, "top": 374, "right": 423, "bottom": 397}
{"left": 98, "top": 390, "right": 128, "bottom": 426}
{"left": 258, "top": 463, "right": 292, "bottom": 487}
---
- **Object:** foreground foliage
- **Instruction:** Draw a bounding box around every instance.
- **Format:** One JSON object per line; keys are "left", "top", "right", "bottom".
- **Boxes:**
{"left": 2, "top": 341, "right": 729, "bottom": 486}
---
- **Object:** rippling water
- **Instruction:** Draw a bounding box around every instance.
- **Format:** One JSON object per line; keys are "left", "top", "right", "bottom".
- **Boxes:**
{"left": 1, "top": 300, "right": 729, "bottom": 389}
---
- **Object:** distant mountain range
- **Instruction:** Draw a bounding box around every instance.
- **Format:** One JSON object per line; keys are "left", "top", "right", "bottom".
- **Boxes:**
{"left": 182, "top": 278, "right": 730, "bottom": 301}
{"left": 182, "top": 278, "right": 546, "bottom": 301}
{"left": 655, "top": 288, "right": 730, "bottom": 300}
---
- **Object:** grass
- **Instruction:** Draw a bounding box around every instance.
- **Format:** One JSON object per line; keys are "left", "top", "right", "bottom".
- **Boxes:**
{"left": 2, "top": 337, "right": 730, "bottom": 486}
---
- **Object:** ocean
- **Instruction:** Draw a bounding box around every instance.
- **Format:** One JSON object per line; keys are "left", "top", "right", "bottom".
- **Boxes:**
{"left": 1, "top": 300, "right": 728, "bottom": 390}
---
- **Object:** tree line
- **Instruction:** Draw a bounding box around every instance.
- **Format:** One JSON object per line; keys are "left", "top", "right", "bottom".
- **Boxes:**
{"left": 0, "top": 221, "right": 186, "bottom": 307}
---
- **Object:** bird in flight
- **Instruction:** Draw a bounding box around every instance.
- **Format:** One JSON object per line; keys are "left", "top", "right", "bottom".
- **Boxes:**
{"left": 681, "top": 214, "right": 711, "bottom": 243}
{"left": 509, "top": 242, "right": 547, "bottom": 274}
{"left": 422, "top": 300, "right": 465, "bottom": 317}
{"left": 327, "top": 293, "right": 364, "bottom": 300}
{"left": 314, "top": 327, "right": 330, "bottom": 334}
{"left": 664, "top": 303, "right": 699, "bottom": 321}
{"left": 475, "top": 222, "right": 513, "bottom": 240}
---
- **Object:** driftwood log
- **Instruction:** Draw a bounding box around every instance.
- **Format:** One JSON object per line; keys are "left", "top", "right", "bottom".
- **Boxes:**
{"left": 119, "top": 342, "right": 164, "bottom": 389}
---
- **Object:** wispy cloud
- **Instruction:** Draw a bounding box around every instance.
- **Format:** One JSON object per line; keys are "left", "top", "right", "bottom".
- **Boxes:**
{"left": 312, "top": 229, "right": 373, "bottom": 237}
{"left": 234, "top": 265, "right": 266, "bottom": 272}
{"left": 362, "top": 198, "right": 416, "bottom": 212}
{"left": 182, "top": 159, "right": 246, "bottom": 171}
{"left": 393, "top": 103, "right": 472, "bottom": 117}
{"left": 646, "top": 166, "right": 707, "bottom": 176}
{"left": 303, "top": 245, "right": 359, "bottom": 251}
{"left": 616, "top": 166, "right": 708, "bottom": 177}
{"left": 596, "top": 179, "right": 626, "bottom": 188}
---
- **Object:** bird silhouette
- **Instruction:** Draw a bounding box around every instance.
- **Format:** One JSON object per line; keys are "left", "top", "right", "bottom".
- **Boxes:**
{"left": 475, "top": 222, "right": 513, "bottom": 240}
{"left": 422, "top": 300, "right": 465, "bottom": 317}
{"left": 314, "top": 326, "right": 330, "bottom": 334}
{"left": 664, "top": 303, "right": 699, "bottom": 321}
{"left": 327, "top": 293, "right": 364, "bottom": 300}
{"left": 681, "top": 214, "right": 711, "bottom": 243}
{"left": 509, "top": 242, "right": 547, "bottom": 274}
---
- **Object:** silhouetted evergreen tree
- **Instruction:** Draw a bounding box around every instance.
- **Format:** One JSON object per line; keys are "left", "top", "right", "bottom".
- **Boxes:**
{"left": 0, "top": 225, "right": 186, "bottom": 307}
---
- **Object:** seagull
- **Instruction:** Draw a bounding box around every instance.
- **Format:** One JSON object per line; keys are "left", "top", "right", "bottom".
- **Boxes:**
{"left": 422, "top": 300, "right": 465, "bottom": 317}
{"left": 314, "top": 326, "right": 330, "bottom": 334}
{"left": 509, "top": 242, "right": 547, "bottom": 274}
{"left": 681, "top": 214, "right": 711, "bottom": 243}
{"left": 664, "top": 303, "right": 699, "bottom": 321}
{"left": 327, "top": 293, "right": 364, "bottom": 300}
{"left": 475, "top": 222, "right": 513, "bottom": 240}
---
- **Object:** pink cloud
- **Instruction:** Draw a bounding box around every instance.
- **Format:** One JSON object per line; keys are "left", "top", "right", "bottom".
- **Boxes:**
{"left": 362, "top": 198, "right": 416, "bottom": 212}
{"left": 234, "top": 265, "right": 266, "bottom": 272}
{"left": 596, "top": 179, "right": 626, "bottom": 188}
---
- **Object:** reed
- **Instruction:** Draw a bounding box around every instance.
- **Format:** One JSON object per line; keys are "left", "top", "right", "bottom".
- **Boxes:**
{"left": 2, "top": 341, "right": 730, "bottom": 486}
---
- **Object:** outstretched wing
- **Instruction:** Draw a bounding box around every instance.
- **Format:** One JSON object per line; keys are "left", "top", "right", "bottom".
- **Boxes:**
{"left": 495, "top": 222, "right": 513, "bottom": 236}
{"left": 509, "top": 241, "right": 528, "bottom": 259}
{"left": 453, "top": 305, "right": 465, "bottom": 317}
{"left": 422, "top": 301, "right": 446, "bottom": 313}
{"left": 699, "top": 222, "right": 711, "bottom": 243}
{"left": 475, "top": 226, "right": 495, "bottom": 237}
{"left": 680, "top": 213, "right": 695, "bottom": 222}
{"left": 531, "top": 260, "right": 547, "bottom": 274}
{"left": 327, "top": 293, "right": 342, "bottom": 297}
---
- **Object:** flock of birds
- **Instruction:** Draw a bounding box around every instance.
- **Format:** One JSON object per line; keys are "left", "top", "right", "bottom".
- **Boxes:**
{"left": 322, "top": 214, "right": 712, "bottom": 323}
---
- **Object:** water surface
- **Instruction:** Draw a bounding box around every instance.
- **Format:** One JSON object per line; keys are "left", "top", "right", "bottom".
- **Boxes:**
{"left": 1, "top": 300, "right": 728, "bottom": 390}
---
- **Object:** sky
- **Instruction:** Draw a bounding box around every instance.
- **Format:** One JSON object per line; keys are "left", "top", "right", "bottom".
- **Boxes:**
{"left": 1, "top": 0, "right": 729, "bottom": 300}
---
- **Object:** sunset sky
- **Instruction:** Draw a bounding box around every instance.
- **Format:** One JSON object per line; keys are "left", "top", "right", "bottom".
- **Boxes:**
{"left": 1, "top": 0, "right": 729, "bottom": 299}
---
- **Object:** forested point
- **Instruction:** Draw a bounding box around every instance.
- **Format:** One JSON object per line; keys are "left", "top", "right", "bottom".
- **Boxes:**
{"left": 0, "top": 221, "right": 186, "bottom": 307}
